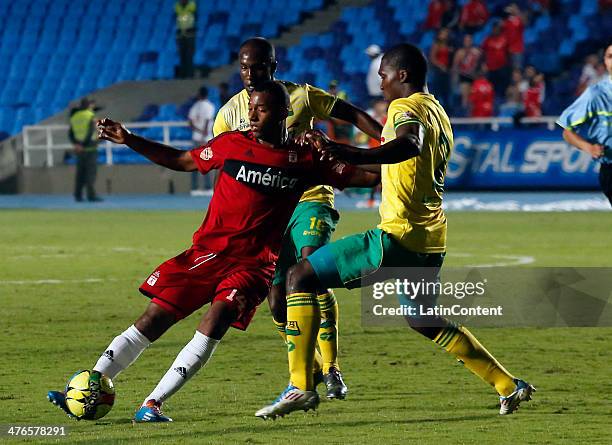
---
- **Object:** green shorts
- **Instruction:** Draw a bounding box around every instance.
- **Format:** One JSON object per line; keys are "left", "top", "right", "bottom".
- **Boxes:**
{"left": 272, "top": 202, "right": 340, "bottom": 286}
{"left": 308, "top": 228, "right": 445, "bottom": 289}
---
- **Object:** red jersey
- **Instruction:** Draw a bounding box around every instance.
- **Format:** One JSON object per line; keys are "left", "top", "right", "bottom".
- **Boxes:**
{"left": 482, "top": 34, "right": 509, "bottom": 71}
{"left": 189, "top": 131, "right": 354, "bottom": 265}
{"left": 503, "top": 16, "right": 524, "bottom": 54}
{"left": 424, "top": 0, "right": 446, "bottom": 29}
{"left": 469, "top": 77, "right": 494, "bottom": 117}
{"left": 460, "top": 0, "right": 489, "bottom": 27}
{"left": 524, "top": 83, "right": 543, "bottom": 117}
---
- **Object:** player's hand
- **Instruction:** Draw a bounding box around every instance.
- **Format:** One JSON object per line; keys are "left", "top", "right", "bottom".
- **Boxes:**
{"left": 318, "top": 143, "right": 362, "bottom": 164}
{"left": 300, "top": 129, "right": 331, "bottom": 149}
{"left": 97, "top": 118, "right": 131, "bottom": 144}
{"left": 586, "top": 144, "right": 604, "bottom": 159}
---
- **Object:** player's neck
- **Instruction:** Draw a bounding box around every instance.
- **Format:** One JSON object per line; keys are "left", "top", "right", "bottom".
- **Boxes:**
{"left": 257, "top": 127, "right": 289, "bottom": 148}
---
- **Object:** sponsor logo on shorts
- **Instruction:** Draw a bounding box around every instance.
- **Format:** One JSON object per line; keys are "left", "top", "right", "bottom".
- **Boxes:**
{"left": 103, "top": 350, "right": 114, "bottom": 361}
{"left": 147, "top": 271, "right": 160, "bottom": 286}
{"left": 289, "top": 151, "right": 298, "bottom": 163}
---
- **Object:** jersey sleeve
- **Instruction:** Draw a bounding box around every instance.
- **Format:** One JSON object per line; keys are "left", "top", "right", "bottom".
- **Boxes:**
{"left": 388, "top": 100, "right": 426, "bottom": 133}
{"left": 212, "top": 109, "right": 231, "bottom": 137}
{"left": 314, "top": 158, "right": 356, "bottom": 190}
{"left": 556, "top": 88, "right": 594, "bottom": 131}
{"left": 305, "top": 84, "right": 338, "bottom": 120}
{"left": 189, "top": 136, "right": 227, "bottom": 174}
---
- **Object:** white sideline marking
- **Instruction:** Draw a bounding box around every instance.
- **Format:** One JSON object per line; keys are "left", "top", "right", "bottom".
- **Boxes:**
{"left": 454, "top": 252, "right": 535, "bottom": 268}
{"left": 0, "top": 278, "right": 118, "bottom": 285}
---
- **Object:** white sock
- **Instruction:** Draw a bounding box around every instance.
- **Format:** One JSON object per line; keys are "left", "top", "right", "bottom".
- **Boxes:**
{"left": 143, "top": 331, "right": 220, "bottom": 405}
{"left": 93, "top": 325, "right": 151, "bottom": 379}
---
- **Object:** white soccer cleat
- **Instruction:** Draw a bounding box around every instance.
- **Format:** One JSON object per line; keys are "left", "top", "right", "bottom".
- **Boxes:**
{"left": 255, "top": 385, "right": 320, "bottom": 420}
{"left": 499, "top": 378, "right": 536, "bottom": 415}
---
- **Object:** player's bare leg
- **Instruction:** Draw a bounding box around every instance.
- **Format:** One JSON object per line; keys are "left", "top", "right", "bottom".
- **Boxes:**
{"left": 49, "top": 302, "right": 176, "bottom": 418}
{"left": 135, "top": 299, "right": 238, "bottom": 422}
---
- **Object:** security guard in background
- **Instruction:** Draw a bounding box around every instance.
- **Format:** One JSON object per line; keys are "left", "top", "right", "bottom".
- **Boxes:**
{"left": 69, "top": 98, "right": 102, "bottom": 202}
{"left": 175, "top": 0, "right": 196, "bottom": 78}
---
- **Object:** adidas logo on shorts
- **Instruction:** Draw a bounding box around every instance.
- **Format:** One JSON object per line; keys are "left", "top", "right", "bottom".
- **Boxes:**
{"left": 103, "top": 350, "right": 114, "bottom": 361}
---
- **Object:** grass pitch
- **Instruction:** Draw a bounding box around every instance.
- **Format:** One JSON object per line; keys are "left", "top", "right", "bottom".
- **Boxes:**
{"left": 0, "top": 210, "right": 610, "bottom": 444}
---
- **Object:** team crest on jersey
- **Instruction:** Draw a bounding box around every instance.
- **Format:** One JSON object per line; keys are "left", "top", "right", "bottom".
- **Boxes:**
{"left": 288, "top": 151, "right": 298, "bottom": 163}
{"left": 200, "top": 147, "right": 213, "bottom": 160}
{"left": 147, "top": 271, "right": 160, "bottom": 286}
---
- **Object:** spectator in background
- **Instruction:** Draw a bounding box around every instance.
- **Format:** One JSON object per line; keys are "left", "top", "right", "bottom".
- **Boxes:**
{"left": 175, "top": 0, "right": 196, "bottom": 79}
{"left": 188, "top": 86, "right": 215, "bottom": 195}
{"left": 518, "top": 65, "right": 537, "bottom": 95}
{"left": 469, "top": 65, "right": 495, "bottom": 117}
{"left": 429, "top": 28, "right": 452, "bottom": 106}
{"left": 326, "top": 80, "right": 353, "bottom": 144}
{"left": 503, "top": 3, "right": 525, "bottom": 69}
{"left": 365, "top": 44, "right": 383, "bottom": 98}
{"left": 482, "top": 21, "right": 510, "bottom": 96}
{"left": 459, "top": 0, "right": 489, "bottom": 34}
{"left": 576, "top": 54, "right": 601, "bottom": 95}
{"left": 69, "top": 98, "right": 101, "bottom": 202}
{"left": 424, "top": 0, "right": 448, "bottom": 29}
{"left": 441, "top": 0, "right": 460, "bottom": 29}
{"left": 499, "top": 85, "right": 524, "bottom": 119}
{"left": 218, "top": 82, "right": 231, "bottom": 106}
{"left": 524, "top": 73, "right": 545, "bottom": 117}
{"left": 452, "top": 34, "right": 482, "bottom": 109}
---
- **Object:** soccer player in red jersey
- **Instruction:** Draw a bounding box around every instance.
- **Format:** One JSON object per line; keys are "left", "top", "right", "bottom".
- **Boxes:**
{"left": 47, "top": 81, "right": 379, "bottom": 422}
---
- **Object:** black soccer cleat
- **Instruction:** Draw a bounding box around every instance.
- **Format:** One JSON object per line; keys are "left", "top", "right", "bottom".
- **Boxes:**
{"left": 323, "top": 367, "right": 348, "bottom": 400}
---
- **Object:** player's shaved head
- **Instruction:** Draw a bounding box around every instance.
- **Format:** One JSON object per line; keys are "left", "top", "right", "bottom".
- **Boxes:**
{"left": 381, "top": 43, "right": 428, "bottom": 88}
{"left": 239, "top": 37, "right": 276, "bottom": 65}
{"left": 238, "top": 38, "right": 277, "bottom": 94}
{"left": 251, "top": 80, "right": 290, "bottom": 109}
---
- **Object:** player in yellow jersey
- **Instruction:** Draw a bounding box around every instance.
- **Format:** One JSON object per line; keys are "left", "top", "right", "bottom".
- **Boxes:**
{"left": 213, "top": 38, "right": 382, "bottom": 399}
{"left": 257, "top": 43, "right": 535, "bottom": 419}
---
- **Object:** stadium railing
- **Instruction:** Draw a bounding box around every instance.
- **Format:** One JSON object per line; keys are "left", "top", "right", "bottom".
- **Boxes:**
{"left": 22, "top": 117, "right": 560, "bottom": 167}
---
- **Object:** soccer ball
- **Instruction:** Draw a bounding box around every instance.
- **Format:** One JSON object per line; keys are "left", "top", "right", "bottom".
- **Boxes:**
{"left": 65, "top": 370, "right": 115, "bottom": 420}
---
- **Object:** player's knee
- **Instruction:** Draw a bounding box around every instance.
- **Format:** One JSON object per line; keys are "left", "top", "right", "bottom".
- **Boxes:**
{"left": 286, "top": 260, "right": 319, "bottom": 293}
{"left": 134, "top": 303, "right": 176, "bottom": 342}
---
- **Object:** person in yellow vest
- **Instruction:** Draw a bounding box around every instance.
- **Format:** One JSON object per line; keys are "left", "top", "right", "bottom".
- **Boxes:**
{"left": 69, "top": 98, "right": 102, "bottom": 202}
{"left": 175, "top": 0, "right": 196, "bottom": 78}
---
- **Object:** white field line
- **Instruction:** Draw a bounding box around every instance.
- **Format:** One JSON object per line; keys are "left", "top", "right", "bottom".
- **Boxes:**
{"left": 0, "top": 278, "right": 119, "bottom": 285}
{"left": 454, "top": 252, "right": 535, "bottom": 267}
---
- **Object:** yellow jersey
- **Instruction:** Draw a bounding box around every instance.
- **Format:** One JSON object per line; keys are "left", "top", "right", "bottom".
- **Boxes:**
{"left": 213, "top": 81, "right": 338, "bottom": 206}
{"left": 378, "top": 93, "right": 453, "bottom": 253}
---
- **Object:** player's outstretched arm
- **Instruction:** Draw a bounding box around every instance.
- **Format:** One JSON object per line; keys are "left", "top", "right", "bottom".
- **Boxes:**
{"left": 97, "top": 118, "right": 197, "bottom": 171}
{"left": 308, "top": 123, "right": 422, "bottom": 165}
{"left": 330, "top": 99, "right": 383, "bottom": 139}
